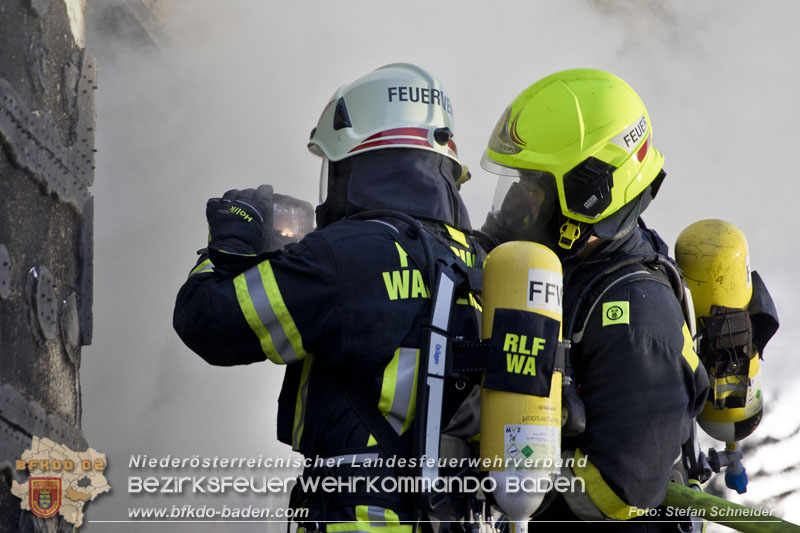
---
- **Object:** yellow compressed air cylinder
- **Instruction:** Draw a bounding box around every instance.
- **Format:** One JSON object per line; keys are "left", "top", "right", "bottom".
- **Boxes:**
{"left": 675, "top": 219, "right": 763, "bottom": 442}
{"left": 676, "top": 219, "right": 752, "bottom": 316}
{"left": 480, "top": 241, "right": 563, "bottom": 522}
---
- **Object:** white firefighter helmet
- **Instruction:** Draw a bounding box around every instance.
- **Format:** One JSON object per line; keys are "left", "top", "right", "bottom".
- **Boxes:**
{"left": 307, "top": 63, "right": 459, "bottom": 165}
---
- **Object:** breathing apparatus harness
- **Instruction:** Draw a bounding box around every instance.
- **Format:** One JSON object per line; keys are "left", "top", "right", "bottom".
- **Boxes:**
{"left": 560, "top": 224, "right": 716, "bottom": 474}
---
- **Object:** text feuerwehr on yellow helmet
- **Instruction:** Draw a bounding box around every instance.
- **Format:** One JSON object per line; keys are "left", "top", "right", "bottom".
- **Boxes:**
{"left": 482, "top": 69, "right": 664, "bottom": 226}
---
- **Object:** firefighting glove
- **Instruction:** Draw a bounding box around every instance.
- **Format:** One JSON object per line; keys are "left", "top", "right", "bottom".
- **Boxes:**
{"left": 206, "top": 185, "right": 274, "bottom": 266}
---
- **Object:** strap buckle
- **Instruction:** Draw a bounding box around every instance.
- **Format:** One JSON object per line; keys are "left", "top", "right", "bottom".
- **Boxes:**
{"left": 559, "top": 220, "right": 582, "bottom": 249}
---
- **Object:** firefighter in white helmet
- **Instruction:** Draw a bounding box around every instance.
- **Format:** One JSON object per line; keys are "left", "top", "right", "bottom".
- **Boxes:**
{"left": 174, "top": 64, "right": 486, "bottom": 530}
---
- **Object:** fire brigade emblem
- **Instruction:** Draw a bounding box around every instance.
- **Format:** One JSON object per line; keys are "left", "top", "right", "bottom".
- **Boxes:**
{"left": 29, "top": 478, "right": 61, "bottom": 518}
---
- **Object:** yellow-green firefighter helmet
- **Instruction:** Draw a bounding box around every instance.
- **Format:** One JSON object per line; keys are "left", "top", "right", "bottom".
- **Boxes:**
{"left": 482, "top": 69, "right": 665, "bottom": 251}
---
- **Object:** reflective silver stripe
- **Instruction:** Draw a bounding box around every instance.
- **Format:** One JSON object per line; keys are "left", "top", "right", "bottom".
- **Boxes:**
{"left": 292, "top": 358, "right": 312, "bottom": 450}
{"left": 683, "top": 283, "right": 697, "bottom": 338}
{"left": 327, "top": 452, "right": 380, "bottom": 466}
{"left": 243, "top": 265, "right": 299, "bottom": 364}
{"left": 431, "top": 273, "right": 454, "bottom": 330}
{"left": 367, "top": 506, "right": 386, "bottom": 526}
{"left": 365, "top": 219, "right": 399, "bottom": 233}
{"left": 422, "top": 271, "right": 454, "bottom": 484}
{"left": 189, "top": 259, "right": 214, "bottom": 277}
{"left": 387, "top": 348, "right": 417, "bottom": 434}
{"left": 422, "top": 376, "right": 444, "bottom": 482}
{"left": 715, "top": 383, "right": 746, "bottom": 394}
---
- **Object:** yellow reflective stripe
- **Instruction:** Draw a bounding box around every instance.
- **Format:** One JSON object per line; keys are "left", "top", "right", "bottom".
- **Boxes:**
{"left": 292, "top": 357, "right": 313, "bottom": 451}
{"left": 233, "top": 273, "right": 282, "bottom": 364}
{"left": 573, "top": 448, "right": 643, "bottom": 520}
{"left": 368, "top": 348, "right": 419, "bottom": 447}
{"left": 681, "top": 324, "right": 700, "bottom": 371}
{"left": 233, "top": 261, "right": 311, "bottom": 364}
{"left": 444, "top": 224, "right": 469, "bottom": 248}
{"left": 368, "top": 350, "right": 400, "bottom": 447}
{"left": 327, "top": 524, "right": 412, "bottom": 533}
{"left": 456, "top": 292, "right": 482, "bottom": 310}
{"left": 258, "top": 261, "right": 310, "bottom": 360}
{"left": 713, "top": 375, "right": 747, "bottom": 400}
{"left": 355, "top": 505, "right": 371, "bottom": 524}
{"left": 714, "top": 374, "right": 747, "bottom": 385}
{"left": 355, "top": 505, "right": 401, "bottom": 527}
{"left": 400, "top": 350, "right": 419, "bottom": 434}
{"left": 378, "top": 351, "right": 399, "bottom": 428}
{"left": 189, "top": 258, "right": 214, "bottom": 277}
{"left": 217, "top": 249, "right": 256, "bottom": 257}
{"left": 328, "top": 512, "right": 410, "bottom": 533}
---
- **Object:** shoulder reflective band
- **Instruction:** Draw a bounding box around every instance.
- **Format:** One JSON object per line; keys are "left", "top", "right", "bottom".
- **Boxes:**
{"left": 422, "top": 270, "right": 456, "bottom": 483}
{"left": 189, "top": 258, "right": 214, "bottom": 277}
{"left": 444, "top": 224, "right": 470, "bottom": 248}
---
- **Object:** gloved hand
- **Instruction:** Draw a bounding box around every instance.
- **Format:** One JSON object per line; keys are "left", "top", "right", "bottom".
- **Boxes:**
{"left": 206, "top": 185, "right": 274, "bottom": 266}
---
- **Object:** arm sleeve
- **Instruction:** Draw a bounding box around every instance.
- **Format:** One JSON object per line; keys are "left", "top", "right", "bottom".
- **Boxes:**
{"left": 570, "top": 279, "right": 709, "bottom": 514}
{"left": 173, "top": 232, "right": 340, "bottom": 367}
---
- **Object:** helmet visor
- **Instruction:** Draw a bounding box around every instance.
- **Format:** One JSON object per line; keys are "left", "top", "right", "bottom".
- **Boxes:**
{"left": 318, "top": 156, "right": 330, "bottom": 204}
{"left": 485, "top": 171, "right": 559, "bottom": 244}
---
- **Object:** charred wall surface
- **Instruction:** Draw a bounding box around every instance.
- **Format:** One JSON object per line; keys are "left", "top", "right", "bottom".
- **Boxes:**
{"left": 0, "top": 0, "right": 95, "bottom": 530}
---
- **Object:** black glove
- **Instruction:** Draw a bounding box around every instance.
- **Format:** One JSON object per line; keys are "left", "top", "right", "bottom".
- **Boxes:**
{"left": 206, "top": 185, "right": 274, "bottom": 266}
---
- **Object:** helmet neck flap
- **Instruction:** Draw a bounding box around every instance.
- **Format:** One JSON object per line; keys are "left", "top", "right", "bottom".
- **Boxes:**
{"left": 315, "top": 148, "right": 472, "bottom": 230}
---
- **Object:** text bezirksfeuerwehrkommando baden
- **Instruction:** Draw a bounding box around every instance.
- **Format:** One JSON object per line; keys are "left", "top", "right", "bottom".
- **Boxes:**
{"left": 128, "top": 473, "right": 584, "bottom": 495}
{"left": 127, "top": 454, "right": 587, "bottom": 495}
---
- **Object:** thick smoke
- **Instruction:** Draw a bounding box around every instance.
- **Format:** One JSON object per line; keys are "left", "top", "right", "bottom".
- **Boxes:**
{"left": 81, "top": 0, "right": 799, "bottom": 529}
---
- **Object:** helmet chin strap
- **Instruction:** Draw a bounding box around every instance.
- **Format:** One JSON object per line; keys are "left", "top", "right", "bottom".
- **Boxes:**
{"left": 552, "top": 216, "right": 598, "bottom": 262}
{"left": 559, "top": 219, "right": 584, "bottom": 250}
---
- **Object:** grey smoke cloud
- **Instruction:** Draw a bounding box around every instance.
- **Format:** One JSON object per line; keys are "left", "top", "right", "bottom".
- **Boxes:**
{"left": 80, "top": 0, "right": 800, "bottom": 529}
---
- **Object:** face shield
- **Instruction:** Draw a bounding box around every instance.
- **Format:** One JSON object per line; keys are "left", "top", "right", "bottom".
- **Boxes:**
{"left": 482, "top": 154, "right": 561, "bottom": 246}
{"left": 318, "top": 156, "right": 330, "bottom": 204}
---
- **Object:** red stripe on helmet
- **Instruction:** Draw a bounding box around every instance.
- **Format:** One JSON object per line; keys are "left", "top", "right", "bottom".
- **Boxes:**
{"left": 348, "top": 138, "right": 433, "bottom": 153}
{"left": 509, "top": 112, "right": 527, "bottom": 147}
{"left": 363, "top": 127, "right": 430, "bottom": 142}
{"left": 447, "top": 139, "right": 458, "bottom": 155}
{"left": 636, "top": 135, "right": 650, "bottom": 162}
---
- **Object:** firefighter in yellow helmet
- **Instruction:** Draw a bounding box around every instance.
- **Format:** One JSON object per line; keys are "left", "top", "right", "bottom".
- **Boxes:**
{"left": 481, "top": 69, "right": 710, "bottom": 530}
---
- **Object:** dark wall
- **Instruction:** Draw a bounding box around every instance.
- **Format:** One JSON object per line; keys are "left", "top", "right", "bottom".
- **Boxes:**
{"left": 0, "top": 0, "right": 95, "bottom": 530}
